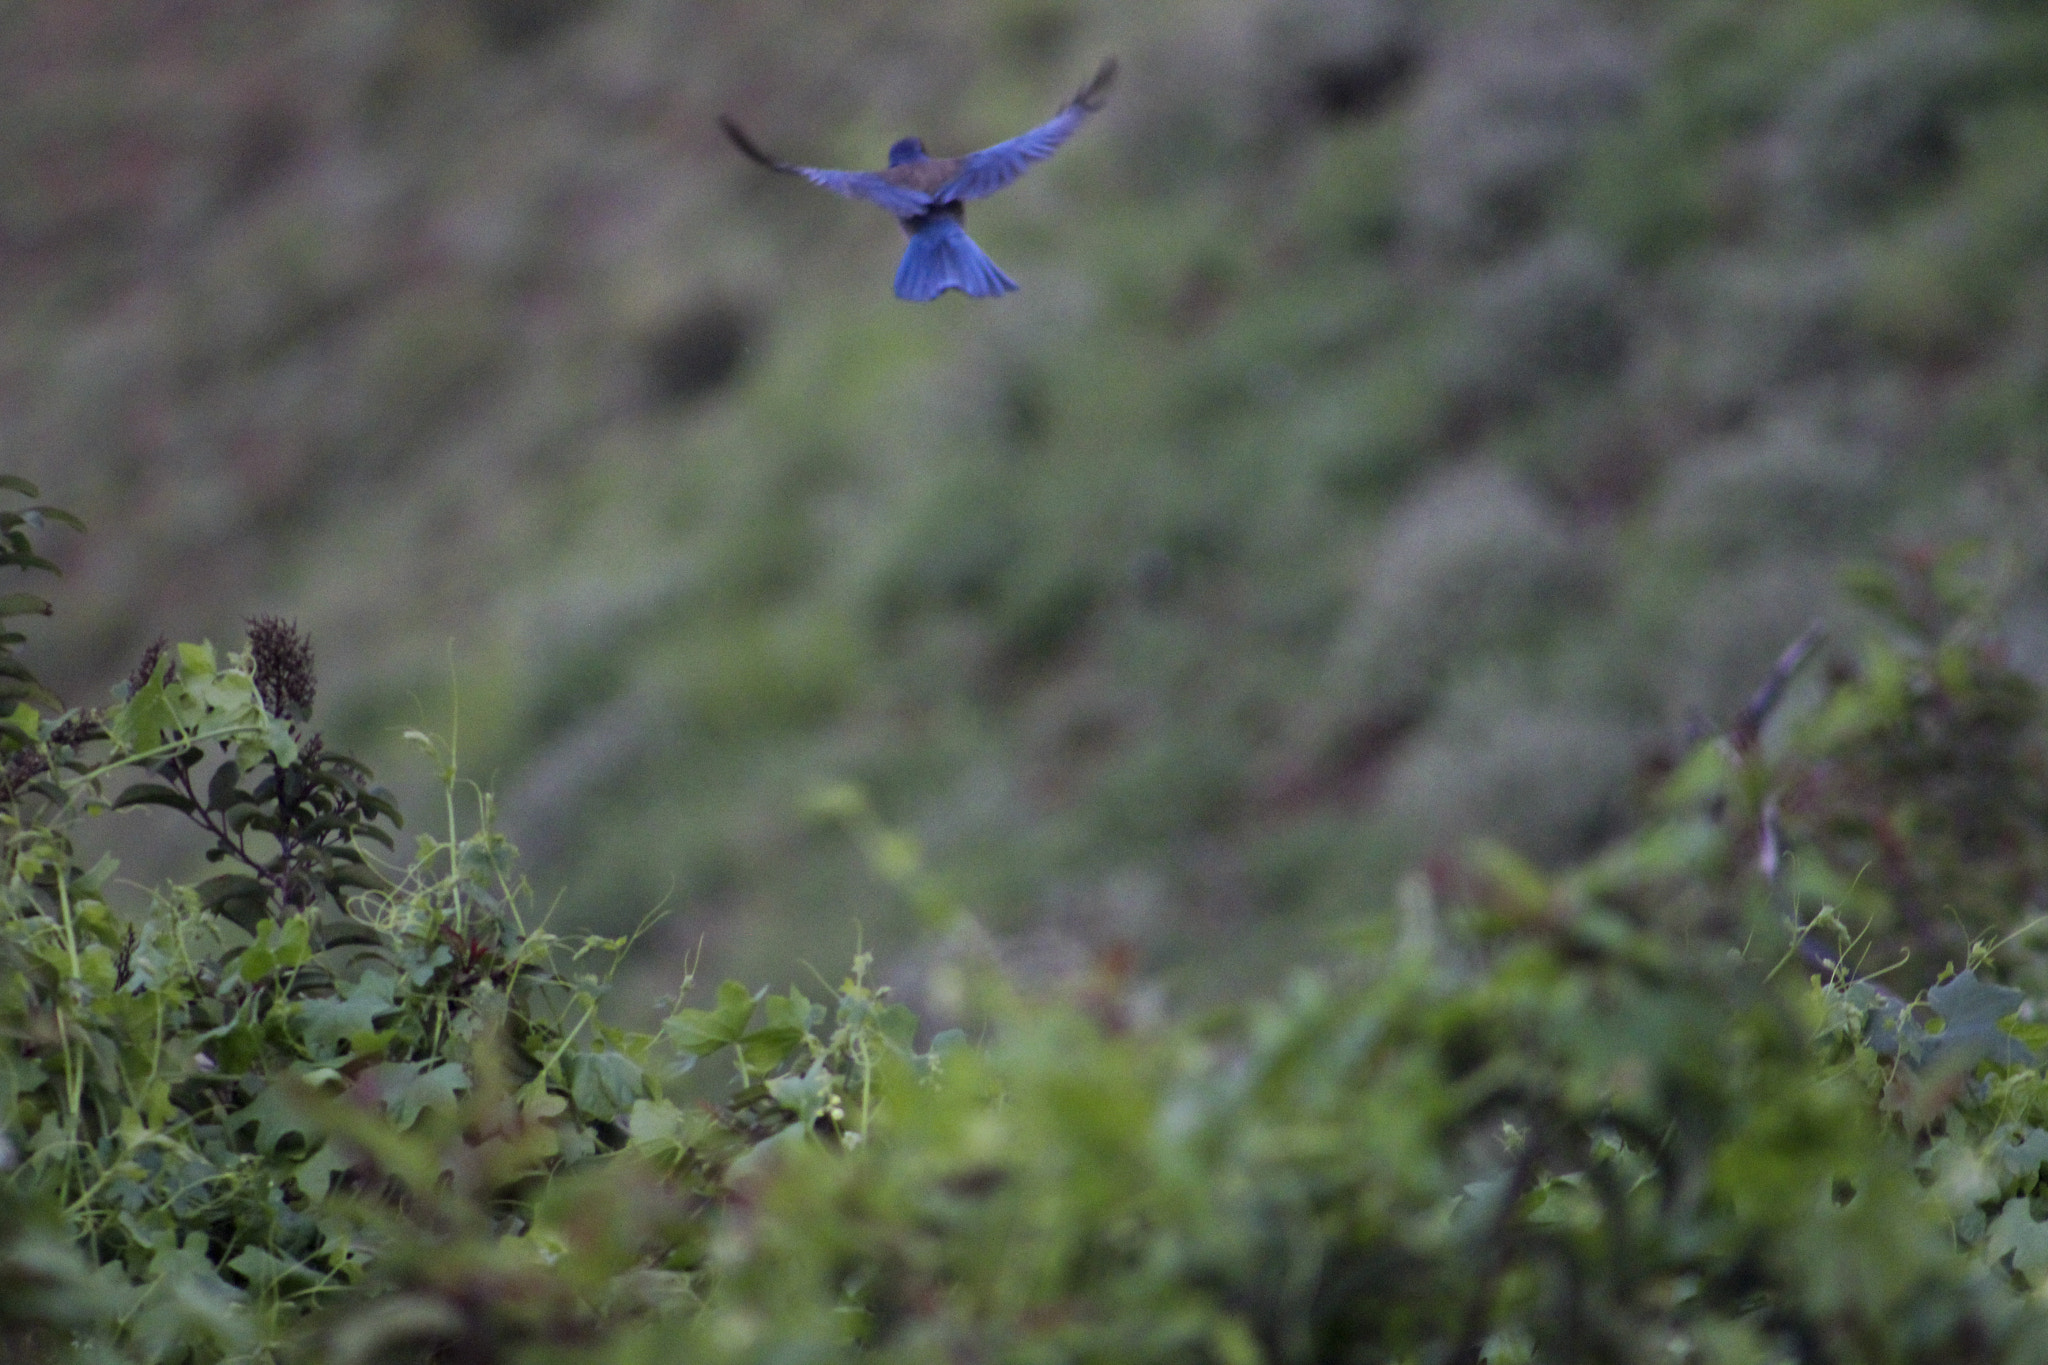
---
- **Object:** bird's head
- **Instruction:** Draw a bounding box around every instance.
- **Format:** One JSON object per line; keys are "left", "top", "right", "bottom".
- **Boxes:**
{"left": 887, "top": 137, "right": 928, "bottom": 167}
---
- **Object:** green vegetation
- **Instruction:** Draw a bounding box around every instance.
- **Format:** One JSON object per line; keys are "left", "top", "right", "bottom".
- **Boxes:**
{"left": 11, "top": 0, "right": 2048, "bottom": 1359}
{"left": 9, "top": 486, "right": 2048, "bottom": 1361}
{"left": 9, "top": 0, "right": 2048, "bottom": 994}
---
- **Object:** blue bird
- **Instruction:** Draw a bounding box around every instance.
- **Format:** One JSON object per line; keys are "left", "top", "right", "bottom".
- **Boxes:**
{"left": 720, "top": 58, "right": 1117, "bottom": 302}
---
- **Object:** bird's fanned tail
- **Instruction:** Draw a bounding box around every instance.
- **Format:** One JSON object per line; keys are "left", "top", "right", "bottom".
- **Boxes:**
{"left": 894, "top": 216, "right": 1018, "bottom": 301}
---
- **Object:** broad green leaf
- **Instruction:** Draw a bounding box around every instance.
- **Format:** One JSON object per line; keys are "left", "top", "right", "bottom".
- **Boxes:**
{"left": 293, "top": 1141, "right": 355, "bottom": 1203}
{"left": 627, "top": 1097, "right": 703, "bottom": 1149}
{"left": 875, "top": 1002, "right": 919, "bottom": 1052}
{"left": 763, "top": 987, "right": 817, "bottom": 1034}
{"left": 368, "top": 1061, "right": 470, "bottom": 1129}
{"left": 664, "top": 979, "right": 759, "bottom": 1056}
{"left": 736, "top": 1025, "right": 804, "bottom": 1073}
{"left": 231, "top": 1083, "right": 316, "bottom": 1156}
{"left": 297, "top": 970, "right": 399, "bottom": 1058}
{"left": 568, "top": 1050, "right": 645, "bottom": 1122}
{"left": 1924, "top": 970, "right": 2032, "bottom": 1069}
{"left": 108, "top": 677, "right": 180, "bottom": 754}
{"left": 1999, "top": 1128, "right": 2048, "bottom": 1178}
{"left": 1989, "top": 1196, "right": 2048, "bottom": 1278}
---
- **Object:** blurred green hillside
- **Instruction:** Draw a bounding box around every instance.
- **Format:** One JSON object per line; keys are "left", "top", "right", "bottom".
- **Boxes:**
{"left": 7, "top": 0, "right": 2048, "bottom": 998}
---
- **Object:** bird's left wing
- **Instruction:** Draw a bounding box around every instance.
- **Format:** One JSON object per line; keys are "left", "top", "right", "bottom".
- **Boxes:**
{"left": 934, "top": 57, "right": 1117, "bottom": 204}
{"left": 719, "top": 116, "right": 934, "bottom": 218}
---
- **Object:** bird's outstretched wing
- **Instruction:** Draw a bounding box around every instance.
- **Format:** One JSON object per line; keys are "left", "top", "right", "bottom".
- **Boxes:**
{"left": 935, "top": 57, "right": 1117, "bottom": 204}
{"left": 718, "top": 116, "right": 934, "bottom": 218}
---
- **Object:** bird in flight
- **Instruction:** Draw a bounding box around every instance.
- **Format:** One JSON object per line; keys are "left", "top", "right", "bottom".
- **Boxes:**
{"left": 720, "top": 58, "right": 1117, "bottom": 302}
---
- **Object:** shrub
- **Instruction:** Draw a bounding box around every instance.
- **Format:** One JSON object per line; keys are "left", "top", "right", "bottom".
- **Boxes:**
{"left": 13, "top": 479, "right": 2048, "bottom": 1365}
{"left": 0, "top": 480, "right": 939, "bottom": 1362}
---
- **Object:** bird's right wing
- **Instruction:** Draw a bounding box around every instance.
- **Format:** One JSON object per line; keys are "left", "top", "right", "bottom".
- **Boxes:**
{"left": 719, "top": 117, "right": 933, "bottom": 218}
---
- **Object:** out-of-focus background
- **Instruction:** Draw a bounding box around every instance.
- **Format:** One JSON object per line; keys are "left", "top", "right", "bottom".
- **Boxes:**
{"left": 7, "top": 0, "right": 2048, "bottom": 1004}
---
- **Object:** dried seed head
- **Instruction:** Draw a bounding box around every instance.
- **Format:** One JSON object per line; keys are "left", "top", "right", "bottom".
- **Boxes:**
{"left": 50, "top": 712, "right": 104, "bottom": 748}
{"left": 0, "top": 747, "right": 49, "bottom": 803}
{"left": 247, "top": 616, "right": 317, "bottom": 720}
{"left": 126, "top": 636, "right": 170, "bottom": 698}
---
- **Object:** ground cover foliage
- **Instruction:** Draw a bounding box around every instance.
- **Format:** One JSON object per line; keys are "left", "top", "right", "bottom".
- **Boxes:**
{"left": 8, "top": 514, "right": 2048, "bottom": 1363}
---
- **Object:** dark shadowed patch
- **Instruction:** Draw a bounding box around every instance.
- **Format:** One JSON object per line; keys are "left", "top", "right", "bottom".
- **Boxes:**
{"left": 643, "top": 302, "right": 752, "bottom": 408}
{"left": 468, "top": 0, "right": 600, "bottom": 53}
{"left": 1303, "top": 42, "right": 1421, "bottom": 123}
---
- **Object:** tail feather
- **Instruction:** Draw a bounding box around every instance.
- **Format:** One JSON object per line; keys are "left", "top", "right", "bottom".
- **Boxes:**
{"left": 894, "top": 217, "right": 1019, "bottom": 301}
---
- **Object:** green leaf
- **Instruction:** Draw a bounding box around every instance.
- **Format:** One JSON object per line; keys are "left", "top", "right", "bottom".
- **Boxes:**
{"left": 1989, "top": 1197, "right": 2048, "bottom": 1278}
{"left": 26, "top": 505, "right": 84, "bottom": 532}
{"left": 176, "top": 641, "right": 218, "bottom": 680}
{"left": 111, "top": 782, "right": 197, "bottom": 814}
{"left": 569, "top": 1050, "right": 646, "bottom": 1122}
{"left": 225, "top": 1246, "right": 307, "bottom": 1296}
{"left": 736, "top": 1026, "right": 804, "bottom": 1073}
{"left": 293, "top": 1141, "right": 356, "bottom": 1203}
{"left": 264, "top": 716, "right": 299, "bottom": 767}
{"left": 231, "top": 1083, "right": 316, "bottom": 1156}
{"left": 198, "top": 874, "right": 269, "bottom": 930}
{"left": 369, "top": 1061, "right": 470, "bottom": 1129}
{"left": 1997, "top": 1128, "right": 2048, "bottom": 1178}
{"left": 763, "top": 987, "right": 817, "bottom": 1034}
{"left": 765, "top": 1065, "right": 834, "bottom": 1129}
{"left": 874, "top": 1002, "right": 919, "bottom": 1052}
{"left": 0, "top": 592, "right": 51, "bottom": 619}
{"left": 108, "top": 678, "right": 180, "bottom": 755}
{"left": 1925, "top": 970, "right": 2033, "bottom": 1069}
{"left": 627, "top": 1097, "right": 704, "bottom": 1150}
{"left": 298, "top": 970, "right": 399, "bottom": 1058}
{"left": 206, "top": 760, "right": 243, "bottom": 812}
{"left": 663, "top": 979, "right": 759, "bottom": 1056}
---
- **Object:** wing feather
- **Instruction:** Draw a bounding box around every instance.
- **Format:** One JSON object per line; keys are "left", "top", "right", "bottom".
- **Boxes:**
{"left": 719, "top": 116, "right": 934, "bottom": 218}
{"left": 934, "top": 57, "right": 1117, "bottom": 204}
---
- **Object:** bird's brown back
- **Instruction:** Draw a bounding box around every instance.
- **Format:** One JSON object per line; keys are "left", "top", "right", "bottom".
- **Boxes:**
{"left": 881, "top": 157, "right": 966, "bottom": 194}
